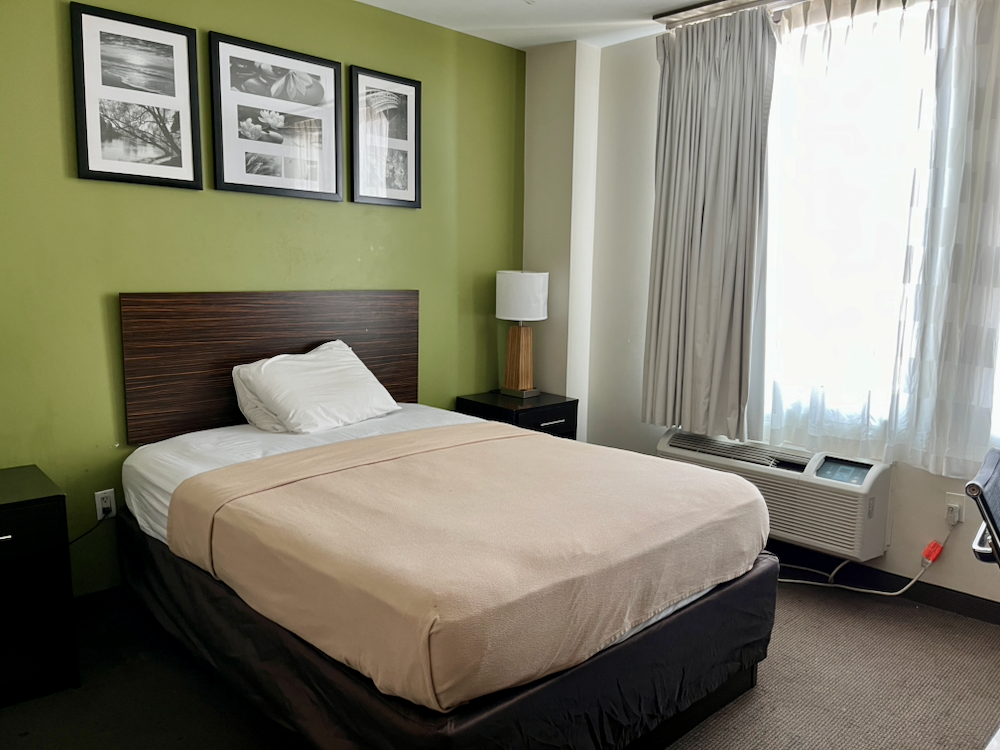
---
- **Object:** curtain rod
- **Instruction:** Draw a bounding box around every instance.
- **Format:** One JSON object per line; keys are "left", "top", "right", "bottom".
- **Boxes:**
{"left": 654, "top": 0, "right": 808, "bottom": 29}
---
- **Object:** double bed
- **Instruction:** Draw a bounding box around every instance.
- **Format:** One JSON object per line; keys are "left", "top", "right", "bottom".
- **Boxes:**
{"left": 116, "top": 290, "right": 778, "bottom": 749}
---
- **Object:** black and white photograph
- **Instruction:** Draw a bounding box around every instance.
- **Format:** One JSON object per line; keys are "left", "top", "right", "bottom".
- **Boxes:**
{"left": 284, "top": 157, "right": 318, "bottom": 182}
{"left": 382, "top": 147, "right": 408, "bottom": 191}
{"left": 99, "top": 100, "right": 181, "bottom": 166}
{"left": 351, "top": 66, "right": 421, "bottom": 208}
{"left": 210, "top": 33, "right": 342, "bottom": 201}
{"left": 100, "top": 32, "right": 175, "bottom": 96}
{"left": 366, "top": 87, "right": 408, "bottom": 140}
{"left": 229, "top": 56, "right": 325, "bottom": 105}
{"left": 71, "top": 3, "right": 202, "bottom": 188}
{"left": 236, "top": 105, "right": 323, "bottom": 150}
{"left": 245, "top": 152, "right": 281, "bottom": 177}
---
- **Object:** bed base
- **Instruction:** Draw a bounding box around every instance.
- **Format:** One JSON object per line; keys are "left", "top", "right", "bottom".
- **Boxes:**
{"left": 118, "top": 508, "right": 776, "bottom": 749}
{"left": 627, "top": 663, "right": 757, "bottom": 749}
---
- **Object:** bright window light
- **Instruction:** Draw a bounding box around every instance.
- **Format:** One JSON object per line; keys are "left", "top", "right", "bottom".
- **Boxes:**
{"left": 763, "top": 7, "right": 936, "bottom": 453}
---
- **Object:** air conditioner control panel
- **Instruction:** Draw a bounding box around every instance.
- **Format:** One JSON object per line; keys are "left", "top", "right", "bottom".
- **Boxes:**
{"left": 815, "top": 457, "right": 872, "bottom": 486}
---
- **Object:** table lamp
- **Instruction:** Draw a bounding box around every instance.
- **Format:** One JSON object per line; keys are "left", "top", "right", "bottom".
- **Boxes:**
{"left": 496, "top": 271, "right": 548, "bottom": 398}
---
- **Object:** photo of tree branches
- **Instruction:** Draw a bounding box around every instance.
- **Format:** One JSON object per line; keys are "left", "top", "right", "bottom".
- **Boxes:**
{"left": 99, "top": 99, "right": 182, "bottom": 167}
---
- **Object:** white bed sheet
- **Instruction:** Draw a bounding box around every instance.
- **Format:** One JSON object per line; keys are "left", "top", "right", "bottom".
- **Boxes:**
{"left": 123, "top": 403, "right": 714, "bottom": 644}
{"left": 123, "top": 404, "right": 483, "bottom": 544}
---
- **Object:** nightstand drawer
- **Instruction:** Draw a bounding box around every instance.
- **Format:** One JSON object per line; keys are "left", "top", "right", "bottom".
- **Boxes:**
{"left": 456, "top": 392, "right": 580, "bottom": 439}
{"left": 516, "top": 404, "right": 577, "bottom": 434}
{"left": 0, "top": 502, "right": 64, "bottom": 560}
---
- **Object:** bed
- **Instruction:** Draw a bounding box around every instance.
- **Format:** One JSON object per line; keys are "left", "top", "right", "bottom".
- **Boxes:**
{"left": 116, "top": 290, "right": 778, "bottom": 749}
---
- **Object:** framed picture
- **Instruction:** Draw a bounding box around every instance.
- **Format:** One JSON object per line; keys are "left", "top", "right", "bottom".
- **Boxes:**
{"left": 70, "top": 3, "right": 202, "bottom": 189}
{"left": 351, "top": 67, "right": 421, "bottom": 208}
{"left": 210, "top": 33, "right": 343, "bottom": 201}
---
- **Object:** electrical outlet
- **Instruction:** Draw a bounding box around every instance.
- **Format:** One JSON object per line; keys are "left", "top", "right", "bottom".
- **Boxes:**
{"left": 945, "top": 491, "right": 966, "bottom": 524}
{"left": 95, "top": 489, "right": 117, "bottom": 521}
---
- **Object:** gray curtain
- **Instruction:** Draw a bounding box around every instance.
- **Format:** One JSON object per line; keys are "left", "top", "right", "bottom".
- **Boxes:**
{"left": 642, "top": 9, "right": 776, "bottom": 440}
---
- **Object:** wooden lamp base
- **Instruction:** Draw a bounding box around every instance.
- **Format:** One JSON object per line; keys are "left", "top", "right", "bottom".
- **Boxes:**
{"left": 501, "top": 324, "right": 539, "bottom": 398}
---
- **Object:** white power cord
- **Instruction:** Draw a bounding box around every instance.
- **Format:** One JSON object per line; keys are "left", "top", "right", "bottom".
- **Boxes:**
{"left": 778, "top": 523, "right": 956, "bottom": 597}
{"left": 777, "top": 564, "right": 832, "bottom": 579}
{"left": 827, "top": 559, "right": 851, "bottom": 582}
{"left": 780, "top": 559, "right": 851, "bottom": 584}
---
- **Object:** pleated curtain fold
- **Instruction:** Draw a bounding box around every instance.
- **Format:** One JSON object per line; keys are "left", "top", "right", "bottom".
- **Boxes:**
{"left": 642, "top": 9, "right": 777, "bottom": 439}
{"left": 885, "top": 0, "right": 1000, "bottom": 478}
{"left": 758, "top": 0, "right": 938, "bottom": 460}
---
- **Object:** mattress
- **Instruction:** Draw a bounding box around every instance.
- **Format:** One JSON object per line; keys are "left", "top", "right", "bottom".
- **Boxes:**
{"left": 123, "top": 405, "right": 715, "bottom": 650}
{"left": 119, "top": 503, "right": 779, "bottom": 749}
{"left": 122, "top": 406, "right": 752, "bottom": 709}
{"left": 123, "top": 403, "right": 482, "bottom": 544}
{"left": 165, "top": 422, "right": 768, "bottom": 710}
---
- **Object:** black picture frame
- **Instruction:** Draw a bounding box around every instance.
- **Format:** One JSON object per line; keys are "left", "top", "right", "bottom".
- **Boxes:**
{"left": 351, "top": 66, "right": 422, "bottom": 209}
{"left": 209, "top": 33, "right": 343, "bottom": 202}
{"left": 70, "top": 2, "right": 202, "bottom": 190}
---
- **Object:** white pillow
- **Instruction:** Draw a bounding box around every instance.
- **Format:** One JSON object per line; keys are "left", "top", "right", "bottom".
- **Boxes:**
{"left": 232, "top": 341, "right": 401, "bottom": 434}
{"left": 232, "top": 374, "right": 287, "bottom": 433}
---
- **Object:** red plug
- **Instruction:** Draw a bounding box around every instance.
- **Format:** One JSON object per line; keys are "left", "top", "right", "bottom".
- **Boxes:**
{"left": 923, "top": 540, "right": 944, "bottom": 564}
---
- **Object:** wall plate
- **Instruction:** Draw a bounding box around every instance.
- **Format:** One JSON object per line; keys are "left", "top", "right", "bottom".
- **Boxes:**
{"left": 95, "top": 488, "right": 117, "bottom": 520}
{"left": 945, "top": 491, "right": 967, "bottom": 523}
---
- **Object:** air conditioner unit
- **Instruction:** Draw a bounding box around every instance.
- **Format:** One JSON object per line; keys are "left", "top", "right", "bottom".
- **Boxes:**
{"left": 657, "top": 428, "right": 892, "bottom": 562}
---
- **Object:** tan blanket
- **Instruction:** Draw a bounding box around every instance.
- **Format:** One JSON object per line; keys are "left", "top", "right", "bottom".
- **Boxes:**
{"left": 167, "top": 422, "right": 768, "bottom": 711}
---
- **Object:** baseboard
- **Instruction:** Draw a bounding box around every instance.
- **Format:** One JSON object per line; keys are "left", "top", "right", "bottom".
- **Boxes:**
{"left": 767, "top": 539, "right": 1000, "bottom": 627}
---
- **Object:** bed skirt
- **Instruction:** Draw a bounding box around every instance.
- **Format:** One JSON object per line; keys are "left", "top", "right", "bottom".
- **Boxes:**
{"left": 118, "top": 507, "right": 778, "bottom": 749}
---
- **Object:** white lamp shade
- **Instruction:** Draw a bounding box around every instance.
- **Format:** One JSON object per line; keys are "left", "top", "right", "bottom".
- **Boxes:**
{"left": 496, "top": 271, "right": 548, "bottom": 322}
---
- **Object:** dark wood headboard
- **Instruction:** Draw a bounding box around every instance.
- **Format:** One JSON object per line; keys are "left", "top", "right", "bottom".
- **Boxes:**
{"left": 120, "top": 291, "right": 419, "bottom": 445}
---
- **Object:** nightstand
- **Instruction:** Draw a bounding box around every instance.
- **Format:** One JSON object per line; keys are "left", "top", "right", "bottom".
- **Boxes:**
{"left": 0, "top": 465, "right": 79, "bottom": 706}
{"left": 455, "top": 391, "right": 579, "bottom": 439}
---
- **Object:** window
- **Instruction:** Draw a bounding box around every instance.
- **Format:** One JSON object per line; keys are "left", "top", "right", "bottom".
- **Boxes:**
{"left": 761, "top": 5, "right": 937, "bottom": 456}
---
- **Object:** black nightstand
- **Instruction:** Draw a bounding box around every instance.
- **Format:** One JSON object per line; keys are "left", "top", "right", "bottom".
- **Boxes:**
{"left": 0, "top": 465, "right": 79, "bottom": 706}
{"left": 455, "top": 391, "right": 579, "bottom": 439}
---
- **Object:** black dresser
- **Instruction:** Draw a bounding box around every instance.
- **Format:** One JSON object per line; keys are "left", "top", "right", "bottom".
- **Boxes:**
{"left": 0, "top": 465, "right": 79, "bottom": 706}
{"left": 455, "top": 391, "right": 579, "bottom": 439}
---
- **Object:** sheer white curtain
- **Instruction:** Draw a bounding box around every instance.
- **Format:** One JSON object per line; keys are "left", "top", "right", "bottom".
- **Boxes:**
{"left": 763, "top": 0, "right": 1000, "bottom": 478}
{"left": 888, "top": 0, "right": 1000, "bottom": 478}
{"left": 760, "top": 0, "right": 937, "bottom": 457}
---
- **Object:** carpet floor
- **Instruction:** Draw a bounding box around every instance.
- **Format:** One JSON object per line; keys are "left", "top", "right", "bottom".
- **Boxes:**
{"left": 1, "top": 583, "right": 999, "bottom": 749}
{"left": 671, "top": 582, "right": 1000, "bottom": 750}
{"left": 0, "top": 589, "right": 308, "bottom": 750}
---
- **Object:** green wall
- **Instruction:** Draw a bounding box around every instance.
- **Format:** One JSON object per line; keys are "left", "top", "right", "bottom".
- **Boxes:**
{"left": 0, "top": 0, "right": 525, "bottom": 595}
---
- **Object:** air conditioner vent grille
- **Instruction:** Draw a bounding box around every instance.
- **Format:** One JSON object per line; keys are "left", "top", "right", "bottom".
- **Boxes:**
{"left": 667, "top": 432, "right": 809, "bottom": 471}
{"left": 664, "top": 455, "right": 863, "bottom": 557}
{"left": 750, "top": 475, "right": 861, "bottom": 556}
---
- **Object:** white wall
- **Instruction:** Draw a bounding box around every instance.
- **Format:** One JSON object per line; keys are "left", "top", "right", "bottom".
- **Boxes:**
{"left": 588, "top": 36, "right": 664, "bottom": 455}
{"left": 873, "top": 464, "right": 998, "bottom": 601}
{"left": 522, "top": 41, "right": 600, "bottom": 440}
{"left": 584, "top": 34, "right": 1000, "bottom": 603}
{"left": 564, "top": 43, "right": 600, "bottom": 441}
{"left": 522, "top": 42, "right": 575, "bottom": 397}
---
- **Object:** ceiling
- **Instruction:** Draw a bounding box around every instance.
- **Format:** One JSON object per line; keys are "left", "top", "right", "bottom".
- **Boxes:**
{"left": 353, "top": 0, "right": 684, "bottom": 50}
